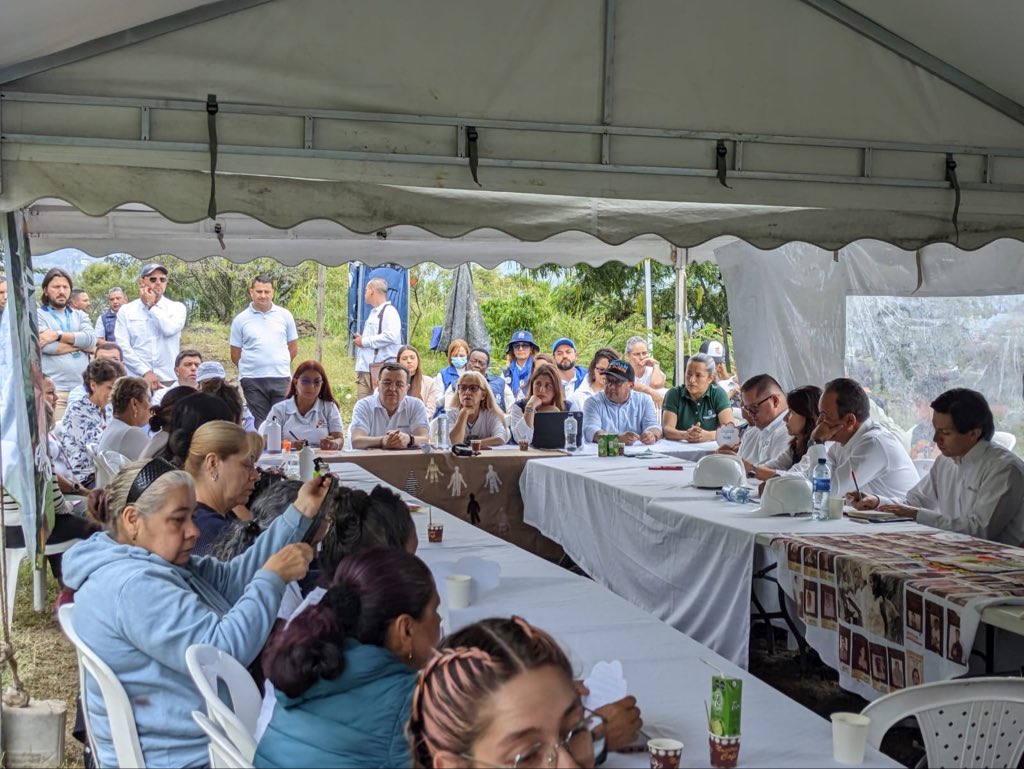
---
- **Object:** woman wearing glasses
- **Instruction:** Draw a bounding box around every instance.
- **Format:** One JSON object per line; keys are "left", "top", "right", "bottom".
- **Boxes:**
{"left": 503, "top": 330, "right": 541, "bottom": 401}
{"left": 410, "top": 616, "right": 606, "bottom": 768}
{"left": 260, "top": 361, "right": 345, "bottom": 450}
{"left": 449, "top": 371, "right": 510, "bottom": 447}
{"left": 568, "top": 347, "right": 619, "bottom": 411}
{"left": 510, "top": 364, "right": 566, "bottom": 444}
{"left": 63, "top": 458, "right": 330, "bottom": 769}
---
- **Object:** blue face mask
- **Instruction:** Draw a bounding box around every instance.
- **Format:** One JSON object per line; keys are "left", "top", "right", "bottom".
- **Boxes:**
{"left": 452, "top": 356, "right": 468, "bottom": 369}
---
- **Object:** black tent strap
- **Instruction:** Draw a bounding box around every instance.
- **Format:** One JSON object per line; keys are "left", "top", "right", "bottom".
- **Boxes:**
{"left": 945, "top": 153, "right": 960, "bottom": 242}
{"left": 206, "top": 94, "right": 219, "bottom": 220}
{"left": 466, "top": 125, "right": 481, "bottom": 187}
{"left": 716, "top": 140, "right": 731, "bottom": 189}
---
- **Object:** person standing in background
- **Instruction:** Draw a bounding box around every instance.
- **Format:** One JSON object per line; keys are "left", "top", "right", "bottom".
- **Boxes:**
{"left": 95, "top": 286, "right": 126, "bottom": 343}
{"left": 37, "top": 268, "right": 96, "bottom": 420}
{"left": 69, "top": 288, "right": 91, "bottom": 315}
{"left": 353, "top": 277, "right": 402, "bottom": 401}
{"left": 116, "top": 264, "right": 188, "bottom": 390}
{"left": 230, "top": 275, "right": 298, "bottom": 429}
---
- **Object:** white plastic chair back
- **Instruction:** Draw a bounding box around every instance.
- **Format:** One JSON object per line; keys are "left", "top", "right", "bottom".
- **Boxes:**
{"left": 57, "top": 604, "right": 145, "bottom": 768}
{"left": 993, "top": 431, "right": 1017, "bottom": 451}
{"left": 185, "top": 644, "right": 261, "bottom": 760}
{"left": 87, "top": 445, "right": 127, "bottom": 489}
{"left": 913, "top": 458, "right": 935, "bottom": 479}
{"left": 861, "top": 676, "right": 1024, "bottom": 769}
{"left": 192, "top": 710, "right": 255, "bottom": 769}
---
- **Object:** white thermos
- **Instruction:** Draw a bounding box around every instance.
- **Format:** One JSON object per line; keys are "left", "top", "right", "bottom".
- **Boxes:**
{"left": 298, "top": 444, "right": 315, "bottom": 482}
{"left": 266, "top": 417, "right": 282, "bottom": 454}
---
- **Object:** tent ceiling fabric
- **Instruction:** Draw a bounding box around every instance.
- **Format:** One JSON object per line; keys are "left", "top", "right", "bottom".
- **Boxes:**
{"left": 2, "top": 0, "right": 1024, "bottom": 248}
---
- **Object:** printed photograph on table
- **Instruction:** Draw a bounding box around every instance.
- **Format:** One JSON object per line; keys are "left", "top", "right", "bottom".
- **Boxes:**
{"left": 905, "top": 590, "right": 923, "bottom": 644}
{"left": 947, "top": 610, "right": 965, "bottom": 665}
{"left": 792, "top": 575, "right": 804, "bottom": 619}
{"left": 818, "top": 550, "right": 836, "bottom": 580}
{"left": 820, "top": 584, "right": 838, "bottom": 629}
{"left": 870, "top": 642, "right": 889, "bottom": 693}
{"left": 787, "top": 542, "right": 803, "bottom": 574}
{"left": 803, "top": 547, "right": 819, "bottom": 578}
{"left": 924, "top": 600, "right": 944, "bottom": 656}
{"left": 889, "top": 648, "right": 906, "bottom": 691}
{"left": 907, "top": 650, "right": 924, "bottom": 687}
{"left": 838, "top": 626, "right": 851, "bottom": 671}
{"left": 852, "top": 634, "right": 870, "bottom": 682}
{"left": 804, "top": 581, "right": 819, "bottom": 624}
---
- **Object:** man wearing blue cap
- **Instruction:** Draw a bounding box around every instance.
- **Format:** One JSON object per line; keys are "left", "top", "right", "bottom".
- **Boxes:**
{"left": 552, "top": 338, "right": 587, "bottom": 401}
{"left": 503, "top": 329, "right": 539, "bottom": 400}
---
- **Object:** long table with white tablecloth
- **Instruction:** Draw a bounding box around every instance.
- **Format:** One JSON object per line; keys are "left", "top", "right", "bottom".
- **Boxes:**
{"left": 520, "top": 454, "right": 1024, "bottom": 683}
{"left": 326, "top": 460, "right": 898, "bottom": 768}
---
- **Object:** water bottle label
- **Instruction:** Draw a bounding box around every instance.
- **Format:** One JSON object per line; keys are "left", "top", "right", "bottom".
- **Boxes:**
{"left": 813, "top": 478, "right": 830, "bottom": 493}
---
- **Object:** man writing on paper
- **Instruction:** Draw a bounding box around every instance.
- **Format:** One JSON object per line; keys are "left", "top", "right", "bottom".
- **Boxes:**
{"left": 851, "top": 388, "right": 1024, "bottom": 546}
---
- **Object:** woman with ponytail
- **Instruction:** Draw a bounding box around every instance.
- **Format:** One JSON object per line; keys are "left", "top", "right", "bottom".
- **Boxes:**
{"left": 255, "top": 547, "right": 441, "bottom": 768}
{"left": 410, "top": 616, "right": 607, "bottom": 769}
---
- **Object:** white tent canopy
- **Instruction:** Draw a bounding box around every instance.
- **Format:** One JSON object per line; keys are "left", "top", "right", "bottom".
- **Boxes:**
{"left": 3, "top": 0, "right": 1024, "bottom": 249}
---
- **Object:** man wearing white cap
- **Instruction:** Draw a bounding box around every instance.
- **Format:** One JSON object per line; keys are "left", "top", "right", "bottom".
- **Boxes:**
{"left": 552, "top": 338, "right": 588, "bottom": 402}
{"left": 115, "top": 264, "right": 188, "bottom": 390}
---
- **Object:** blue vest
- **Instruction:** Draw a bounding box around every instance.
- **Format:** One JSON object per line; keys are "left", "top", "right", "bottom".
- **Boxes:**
{"left": 100, "top": 309, "right": 117, "bottom": 341}
{"left": 487, "top": 374, "right": 507, "bottom": 411}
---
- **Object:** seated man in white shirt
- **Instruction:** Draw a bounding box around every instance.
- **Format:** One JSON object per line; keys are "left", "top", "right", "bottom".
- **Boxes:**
{"left": 350, "top": 363, "right": 430, "bottom": 450}
{"left": 851, "top": 388, "right": 1024, "bottom": 546}
{"left": 720, "top": 374, "right": 790, "bottom": 465}
{"left": 812, "top": 377, "right": 918, "bottom": 500}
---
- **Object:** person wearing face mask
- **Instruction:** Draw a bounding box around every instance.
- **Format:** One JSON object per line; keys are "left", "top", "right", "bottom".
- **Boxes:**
{"left": 63, "top": 459, "right": 330, "bottom": 769}
{"left": 431, "top": 339, "right": 470, "bottom": 417}
{"left": 446, "top": 348, "right": 514, "bottom": 414}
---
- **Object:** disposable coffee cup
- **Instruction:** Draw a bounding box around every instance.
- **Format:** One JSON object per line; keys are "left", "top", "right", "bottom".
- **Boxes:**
{"left": 831, "top": 712, "right": 870, "bottom": 764}
{"left": 647, "top": 738, "right": 683, "bottom": 769}
{"left": 519, "top": 439, "right": 530, "bottom": 452}
{"left": 446, "top": 574, "right": 472, "bottom": 609}
{"left": 709, "top": 732, "right": 741, "bottom": 768}
{"left": 427, "top": 523, "right": 444, "bottom": 543}
{"left": 470, "top": 438, "right": 482, "bottom": 453}
{"left": 828, "top": 496, "right": 845, "bottom": 520}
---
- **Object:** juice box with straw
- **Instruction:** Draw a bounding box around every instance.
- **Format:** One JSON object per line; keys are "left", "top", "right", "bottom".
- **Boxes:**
{"left": 710, "top": 676, "right": 742, "bottom": 737}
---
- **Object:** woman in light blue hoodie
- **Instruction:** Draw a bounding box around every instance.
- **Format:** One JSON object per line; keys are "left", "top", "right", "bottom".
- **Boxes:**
{"left": 62, "top": 456, "right": 332, "bottom": 769}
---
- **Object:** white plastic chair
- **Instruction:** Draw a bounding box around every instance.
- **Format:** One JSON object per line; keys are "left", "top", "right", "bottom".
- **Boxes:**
{"left": 861, "top": 676, "right": 1024, "bottom": 769}
{"left": 57, "top": 603, "right": 145, "bottom": 769}
{"left": 185, "top": 644, "right": 261, "bottom": 761}
{"left": 192, "top": 710, "right": 255, "bottom": 769}
{"left": 913, "top": 458, "right": 935, "bottom": 479}
{"left": 993, "top": 431, "right": 1017, "bottom": 451}
{"left": 86, "top": 444, "right": 128, "bottom": 489}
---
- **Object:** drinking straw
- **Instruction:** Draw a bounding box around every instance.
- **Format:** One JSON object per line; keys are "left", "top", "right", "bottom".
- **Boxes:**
{"left": 428, "top": 506, "right": 433, "bottom": 525}
{"left": 705, "top": 701, "right": 712, "bottom": 730}
{"left": 700, "top": 657, "right": 726, "bottom": 678}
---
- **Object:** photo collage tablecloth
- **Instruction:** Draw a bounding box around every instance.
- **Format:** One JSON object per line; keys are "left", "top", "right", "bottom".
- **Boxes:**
{"left": 770, "top": 531, "right": 1024, "bottom": 700}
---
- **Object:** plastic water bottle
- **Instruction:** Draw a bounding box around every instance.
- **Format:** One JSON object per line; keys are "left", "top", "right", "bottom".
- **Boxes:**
{"left": 437, "top": 411, "right": 450, "bottom": 449}
{"left": 563, "top": 416, "right": 578, "bottom": 452}
{"left": 298, "top": 445, "right": 315, "bottom": 482}
{"left": 265, "top": 417, "right": 282, "bottom": 454}
{"left": 719, "top": 484, "right": 752, "bottom": 503}
{"left": 812, "top": 458, "right": 831, "bottom": 520}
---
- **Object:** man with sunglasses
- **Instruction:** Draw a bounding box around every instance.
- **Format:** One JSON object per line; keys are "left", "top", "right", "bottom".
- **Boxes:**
{"left": 720, "top": 374, "right": 790, "bottom": 464}
{"left": 116, "top": 264, "right": 188, "bottom": 391}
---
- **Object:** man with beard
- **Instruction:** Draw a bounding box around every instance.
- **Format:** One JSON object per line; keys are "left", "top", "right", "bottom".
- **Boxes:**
{"left": 552, "top": 337, "right": 588, "bottom": 402}
{"left": 37, "top": 268, "right": 96, "bottom": 420}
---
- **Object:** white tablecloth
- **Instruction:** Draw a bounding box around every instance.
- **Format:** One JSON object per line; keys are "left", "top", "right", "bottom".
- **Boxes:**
{"left": 330, "top": 461, "right": 898, "bottom": 768}
{"left": 520, "top": 456, "right": 924, "bottom": 667}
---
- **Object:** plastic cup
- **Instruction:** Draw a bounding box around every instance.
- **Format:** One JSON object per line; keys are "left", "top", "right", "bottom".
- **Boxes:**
{"left": 831, "top": 712, "right": 870, "bottom": 764}
{"left": 446, "top": 574, "right": 472, "bottom": 609}
{"left": 519, "top": 439, "right": 530, "bottom": 452}
{"left": 709, "top": 733, "right": 741, "bottom": 768}
{"left": 470, "top": 438, "right": 482, "bottom": 454}
{"left": 647, "top": 738, "right": 683, "bottom": 769}
{"left": 828, "top": 496, "right": 845, "bottom": 520}
{"left": 427, "top": 523, "right": 444, "bottom": 543}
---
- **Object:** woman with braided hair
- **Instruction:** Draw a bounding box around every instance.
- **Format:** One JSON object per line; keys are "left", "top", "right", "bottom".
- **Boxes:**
{"left": 255, "top": 547, "right": 441, "bottom": 768}
{"left": 410, "top": 616, "right": 606, "bottom": 768}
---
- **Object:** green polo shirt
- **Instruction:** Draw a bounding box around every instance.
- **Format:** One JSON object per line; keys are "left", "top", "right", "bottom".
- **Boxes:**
{"left": 663, "top": 383, "right": 732, "bottom": 431}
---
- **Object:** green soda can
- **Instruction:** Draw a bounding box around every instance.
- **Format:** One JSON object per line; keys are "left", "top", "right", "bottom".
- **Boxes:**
{"left": 597, "top": 434, "right": 608, "bottom": 457}
{"left": 710, "top": 675, "right": 742, "bottom": 737}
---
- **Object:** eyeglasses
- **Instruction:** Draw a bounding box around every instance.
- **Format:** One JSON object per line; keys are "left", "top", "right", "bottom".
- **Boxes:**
{"left": 741, "top": 394, "right": 774, "bottom": 414}
{"left": 512, "top": 343, "right": 533, "bottom": 350}
{"left": 298, "top": 377, "right": 323, "bottom": 387}
{"left": 146, "top": 276, "right": 168, "bottom": 283}
{"left": 462, "top": 709, "right": 604, "bottom": 769}
{"left": 458, "top": 384, "right": 482, "bottom": 394}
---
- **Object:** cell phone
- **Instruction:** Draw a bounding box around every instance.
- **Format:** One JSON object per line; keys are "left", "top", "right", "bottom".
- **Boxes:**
{"left": 301, "top": 473, "right": 337, "bottom": 545}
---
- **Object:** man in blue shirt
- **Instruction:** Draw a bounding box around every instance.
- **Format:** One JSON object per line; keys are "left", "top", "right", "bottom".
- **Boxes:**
{"left": 582, "top": 360, "right": 661, "bottom": 445}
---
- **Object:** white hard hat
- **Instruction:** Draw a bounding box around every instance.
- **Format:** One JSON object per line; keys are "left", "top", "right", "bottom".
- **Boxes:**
{"left": 749, "top": 475, "right": 813, "bottom": 517}
{"left": 693, "top": 454, "right": 746, "bottom": 490}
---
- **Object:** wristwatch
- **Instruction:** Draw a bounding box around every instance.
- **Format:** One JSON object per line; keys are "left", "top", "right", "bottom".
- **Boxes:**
{"left": 407, "top": 432, "right": 415, "bottom": 448}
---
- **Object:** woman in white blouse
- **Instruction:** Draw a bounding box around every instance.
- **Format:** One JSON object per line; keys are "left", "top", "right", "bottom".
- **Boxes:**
{"left": 96, "top": 376, "right": 152, "bottom": 460}
{"left": 510, "top": 364, "right": 566, "bottom": 444}
{"left": 448, "top": 371, "right": 509, "bottom": 447}
{"left": 260, "top": 361, "right": 345, "bottom": 450}
{"left": 60, "top": 358, "right": 125, "bottom": 485}
{"left": 746, "top": 385, "right": 823, "bottom": 481}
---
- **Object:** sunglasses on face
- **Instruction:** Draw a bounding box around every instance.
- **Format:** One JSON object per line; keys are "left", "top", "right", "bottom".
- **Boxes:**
{"left": 147, "top": 276, "right": 168, "bottom": 283}
{"left": 298, "top": 377, "right": 323, "bottom": 387}
{"left": 458, "top": 385, "right": 482, "bottom": 394}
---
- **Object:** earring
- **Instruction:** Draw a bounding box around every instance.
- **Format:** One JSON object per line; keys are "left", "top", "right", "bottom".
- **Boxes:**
{"left": 211, "top": 473, "right": 219, "bottom": 481}
{"left": 408, "top": 651, "right": 413, "bottom": 661}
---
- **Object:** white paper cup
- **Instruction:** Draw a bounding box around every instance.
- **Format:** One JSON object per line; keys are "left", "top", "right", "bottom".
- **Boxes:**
{"left": 831, "top": 712, "right": 870, "bottom": 764}
{"left": 446, "top": 574, "right": 472, "bottom": 609}
{"left": 828, "top": 496, "right": 845, "bottom": 520}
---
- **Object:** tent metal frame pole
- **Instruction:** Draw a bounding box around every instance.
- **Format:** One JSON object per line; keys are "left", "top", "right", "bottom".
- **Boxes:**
{"left": 599, "top": 0, "right": 616, "bottom": 164}
{"left": 797, "top": 0, "right": 1024, "bottom": 128}
{"left": 643, "top": 258, "right": 653, "bottom": 355}
{"left": 673, "top": 247, "right": 687, "bottom": 388}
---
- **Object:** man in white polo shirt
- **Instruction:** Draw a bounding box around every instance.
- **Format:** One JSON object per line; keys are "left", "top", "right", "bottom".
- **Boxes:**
{"left": 115, "top": 264, "right": 188, "bottom": 390}
{"left": 353, "top": 277, "right": 402, "bottom": 401}
{"left": 720, "top": 374, "right": 790, "bottom": 465}
{"left": 230, "top": 275, "right": 298, "bottom": 428}
{"left": 349, "top": 364, "right": 430, "bottom": 449}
